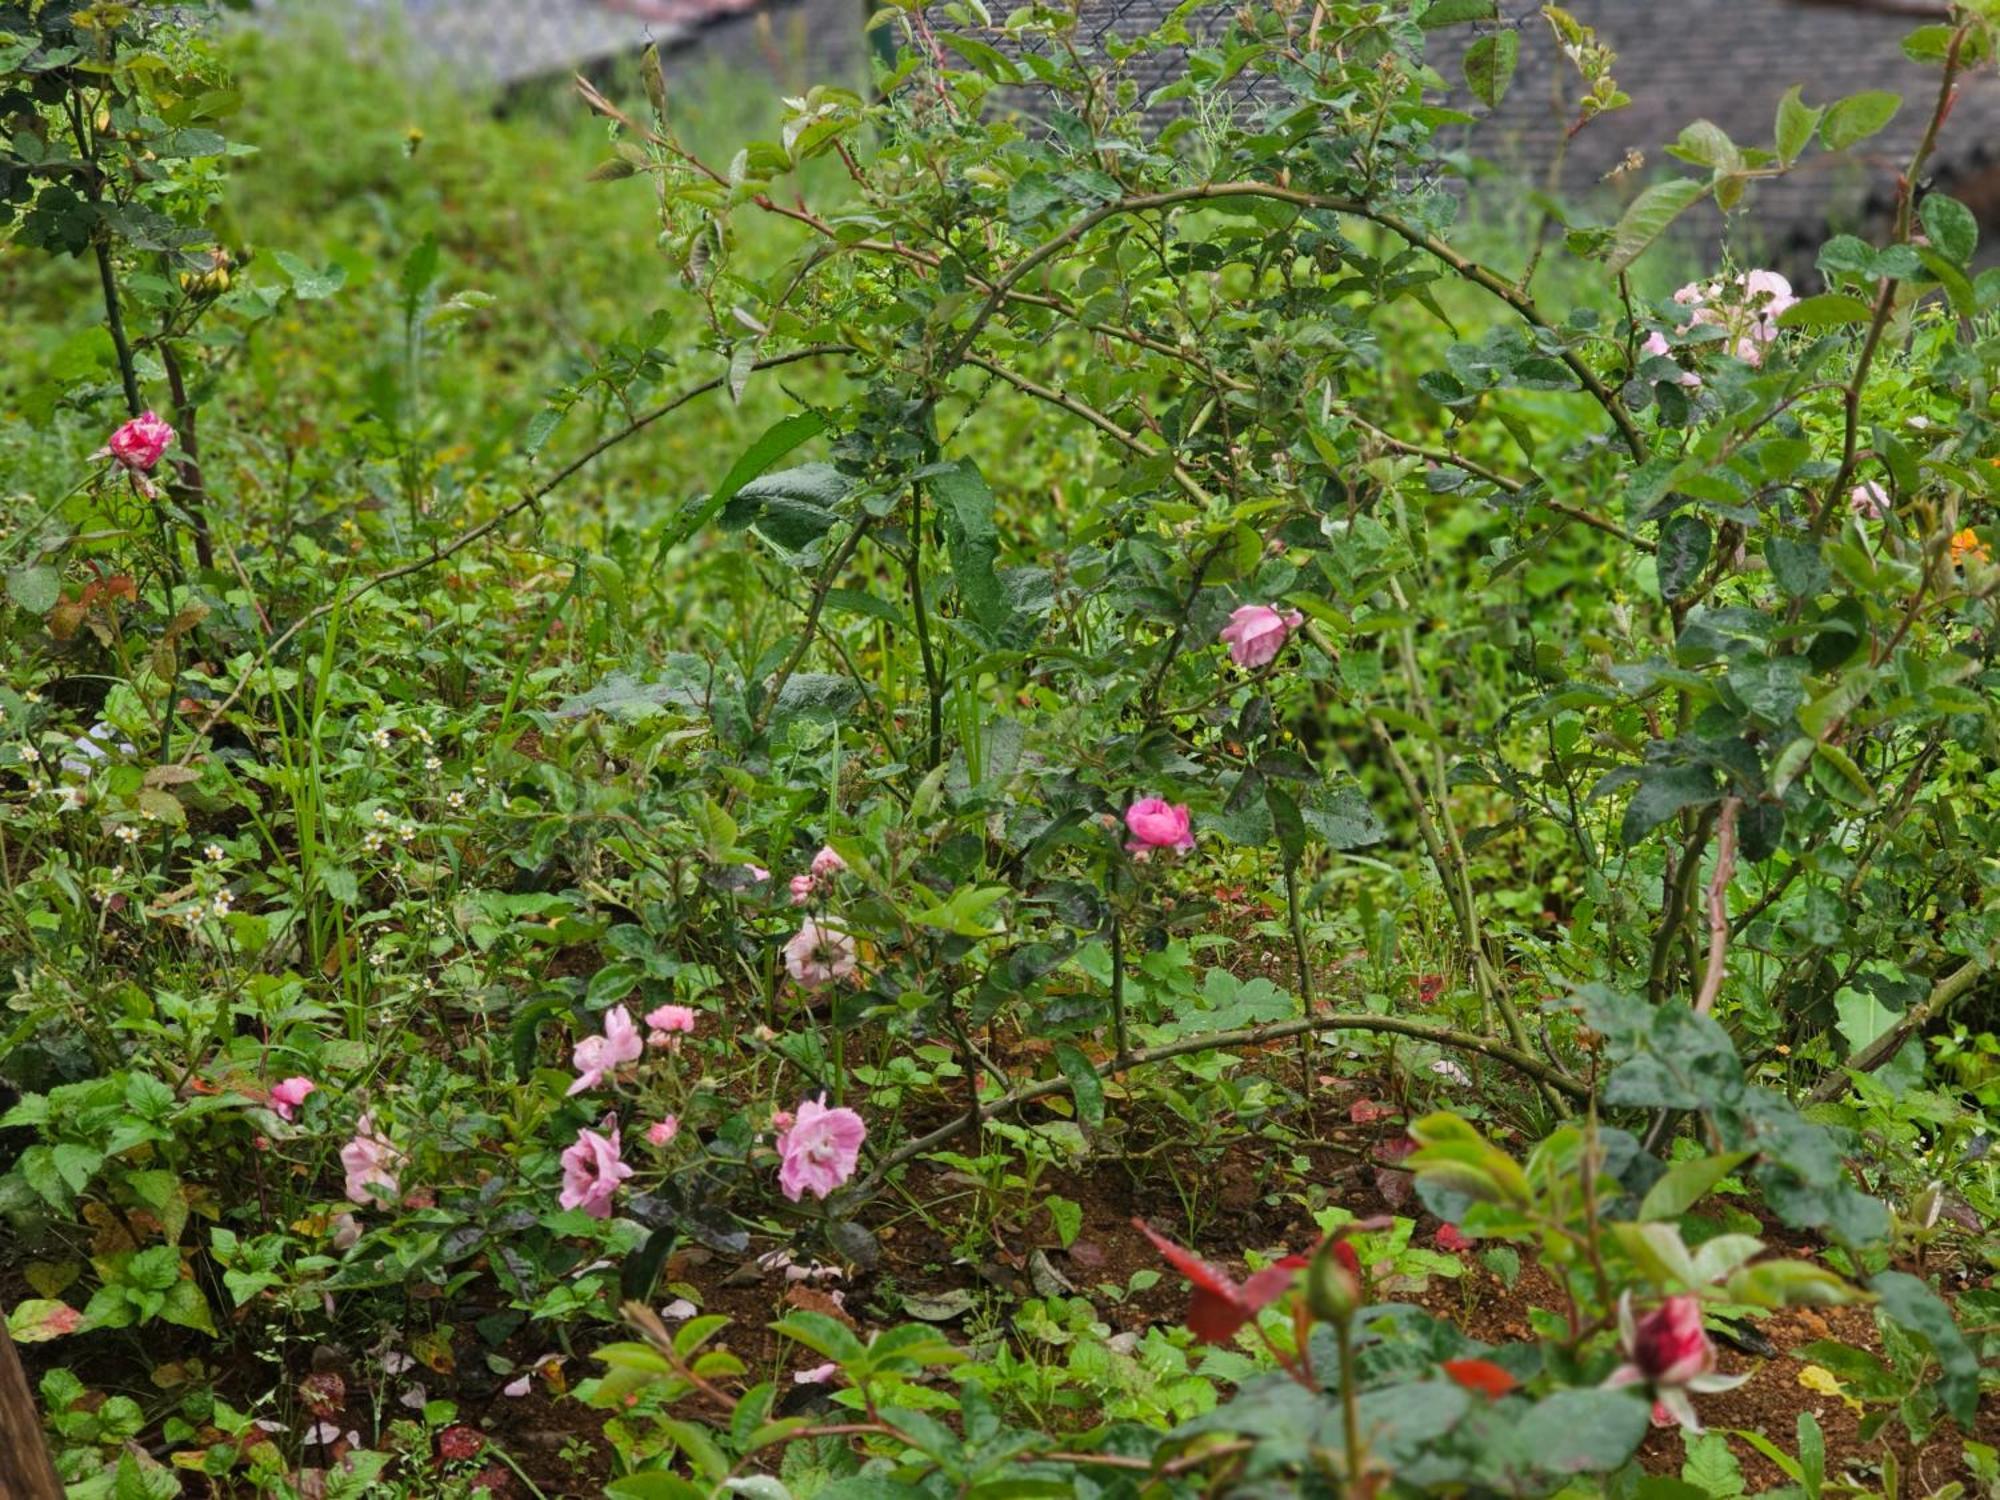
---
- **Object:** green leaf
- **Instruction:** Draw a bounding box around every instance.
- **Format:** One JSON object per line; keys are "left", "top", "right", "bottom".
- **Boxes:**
{"left": 1870, "top": 1271, "right": 1979, "bottom": 1427}
{"left": 273, "top": 250, "right": 346, "bottom": 300}
{"left": 1511, "top": 1388, "right": 1651, "bottom": 1474}
{"left": 771, "top": 1310, "right": 866, "bottom": 1364}
{"left": 1656, "top": 513, "right": 1712, "bottom": 600}
{"left": 1638, "top": 1151, "right": 1751, "bottom": 1221}
{"left": 929, "top": 459, "right": 1014, "bottom": 639}
{"left": 1776, "top": 293, "right": 1874, "bottom": 329}
{"left": 6, "top": 565, "right": 60, "bottom": 615}
{"left": 1621, "top": 765, "right": 1719, "bottom": 847}
{"left": 1463, "top": 31, "right": 1519, "bottom": 109}
{"left": 1421, "top": 0, "right": 1497, "bottom": 26}
{"left": 1775, "top": 85, "right": 1823, "bottom": 165}
{"left": 1919, "top": 193, "right": 1978, "bottom": 265}
{"left": 1765, "top": 537, "right": 1829, "bottom": 599}
{"left": 1820, "top": 90, "right": 1901, "bottom": 151}
{"left": 1052, "top": 1043, "right": 1104, "bottom": 1127}
{"left": 695, "top": 424, "right": 832, "bottom": 544}
{"left": 1607, "top": 179, "right": 1709, "bottom": 274}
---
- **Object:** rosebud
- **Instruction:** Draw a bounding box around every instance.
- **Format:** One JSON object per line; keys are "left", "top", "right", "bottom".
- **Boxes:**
{"left": 1304, "top": 1237, "right": 1362, "bottom": 1327}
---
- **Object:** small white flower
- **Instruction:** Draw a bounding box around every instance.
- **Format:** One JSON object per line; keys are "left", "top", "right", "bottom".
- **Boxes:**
{"left": 362, "top": 831, "right": 386, "bottom": 854}
{"left": 372, "top": 807, "right": 393, "bottom": 827}
{"left": 424, "top": 755, "right": 442, "bottom": 772}
{"left": 412, "top": 725, "right": 433, "bottom": 746}
{"left": 17, "top": 744, "right": 39, "bottom": 764}
{"left": 204, "top": 842, "right": 226, "bottom": 862}
{"left": 445, "top": 790, "right": 465, "bottom": 810}
{"left": 369, "top": 726, "right": 394, "bottom": 750}
{"left": 113, "top": 824, "right": 141, "bottom": 845}
{"left": 398, "top": 823, "right": 418, "bottom": 843}
{"left": 210, "top": 890, "right": 234, "bottom": 918}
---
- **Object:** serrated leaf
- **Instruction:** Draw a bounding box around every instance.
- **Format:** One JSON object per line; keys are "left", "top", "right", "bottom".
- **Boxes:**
{"left": 1463, "top": 31, "right": 1519, "bottom": 108}
{"left": 1421, "top": 0, "right": 1496, "bottom": 26}
{"left": 1918, "top": 193, "right": 1977, "bottom": 265}
{"left": 1775, "top": 85, "right": 1823, "bottom": 165}
{"left": 1608, "top": 179, "right": 1708, "bottom": 274}
{"left": 1820, "top": 90, "right": 1900, "bottom": 152}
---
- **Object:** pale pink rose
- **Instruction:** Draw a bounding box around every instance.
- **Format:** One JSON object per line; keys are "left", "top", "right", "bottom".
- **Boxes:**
{"left": 645, "top": 1116, "right": 680, "bottom": 1147}
{"left": 788, "top": 873, "right": 816, "bottom": 905}
{"left": 340, "top": 1113, "right": 404, "bottom": 1207}
{"left": 1602, "top": 1293, "right": 1747, "bottom": 1434}
{"left": 1739, "top": 269, "right": 1796, "bottom": 339}
{"left": 1640, "top": 330, "right": 1702, "bottom": 388}
{"left": 1124, "top": 797, "right": 1194, "bottom": 856}
{"left": 645, "top": 1003, "right": 696, "bottom": 1037}
{"left": 1219, "top": 604, "right": 1304, "bottom": 669}
{"left": 568, "top": 1005, "right": 643, "bottom": 1096}
{"left": 784, "top": 919, "right": 857, "bottom": 987}
{"left": 810, "top": 845, "right": 846, "bottom": 878}
{"left": 559, "top": 1115, "right": 633, "bottom": 1219}
{"left": 1850, "top": 481, "right": 1889, "bottom": 519}
{"left": 105, "top": 411, "right": 175, "bottom": 471}
{"left": 270, "top": 1076, "right": 317, "bottom": 1121}
{"left": 792, "top": 1362, "right": 839, "bottom": 1385}
{"left": 744, "top": 864, "right": 770, "bottom": 882}
{"left": 775, "top": 1094, "right": 866, "bottom": 1201}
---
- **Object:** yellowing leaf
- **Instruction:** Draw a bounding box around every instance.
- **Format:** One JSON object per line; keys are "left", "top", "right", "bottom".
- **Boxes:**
{"left": 1797, "top": 1364, "right": 1861, "bottom": 1413}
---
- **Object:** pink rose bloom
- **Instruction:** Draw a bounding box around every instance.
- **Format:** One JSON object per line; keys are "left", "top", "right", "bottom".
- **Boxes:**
{"left": 1739, "top": 269, "right": 1796, "bottom": 341}
{"left": 559, "top": 1115, "right": 633, "bottom": 1219}
{"left": 645, "top": 1116, "right": 680, "bottom": 1147}
{"left": 744, "top": 864, "right": 770, "bottom": 882}
{"left": 1640, "top": 330, "right": 1702, "bottom": 388}
{"left": 644, "top": 1003, "right": 697, "bottom": 1049}
{"left": 106, "top": 411, "right": 175, "bottom": 471}
{"left": 784, "top": 919, "right": 857, "bottom": 987}
{"left": 568, "top": 1005, "right": 643, "bottom": 1095}
{"left": 788, "top": 873, "right": 817, "bottom": 905}
{"left": 270, "top": 1076, "right": 317, "bottom": 1121}
{"left": 774, "top": 1094, "right": 866, "bottom": 1201}
{"left": 1124, "top": 797, "right": 1194, "bottom": 856}
{"left": 1850, "top": 481, "right": 1889, "bottom": 519}
{"left": 1603, "top": 1293, "right": 1747, "bottom": 1433}
{"left": 1219, "top": 604, "right": 1304, "bottom": 669}
{"left": 770, "top": 1109, "right": 795, "bottom": 1131}
{"left": 340, "top": 1113, "right": 404, "bottom": 1207}
{"left": 810, "top": 845, "right": 846, "bottom": 878}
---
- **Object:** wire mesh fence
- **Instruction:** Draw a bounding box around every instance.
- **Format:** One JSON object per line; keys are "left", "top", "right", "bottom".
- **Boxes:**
{"left": 246, "top": 0, "right": 861, "bottom": 90}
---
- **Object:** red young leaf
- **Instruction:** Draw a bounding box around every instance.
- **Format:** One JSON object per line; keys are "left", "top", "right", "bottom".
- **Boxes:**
{"left": 1443, "top": 1358, "right": 1517, "bottom": 1399}
{"left": 1348, "top": 1099, "right": 1398, "bottom": 1125}
{"left": 1136, "top": 1219, "right": 1302, "bottom": 1344}
{"left": 1434, "top": 1223, "right": 1472, "bottom": 1254}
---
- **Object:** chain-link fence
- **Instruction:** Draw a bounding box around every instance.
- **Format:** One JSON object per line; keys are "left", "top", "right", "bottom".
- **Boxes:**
{"left": 249, "top": 0, "right": 868, "bottom": 90}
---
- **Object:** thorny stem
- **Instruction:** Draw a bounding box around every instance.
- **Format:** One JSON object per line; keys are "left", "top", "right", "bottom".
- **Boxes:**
{"left": 851, "top": 1008, "right": 1587, "bottom": 1198}
{"left": 1648, "top": 804, "right": 1719, "bottom": 1007}
{"left": 905, "top": 478, "right": 945, "bottom": 771}
{"left": 1693, "top": 798, "right": 1740, "bottom": 1016}
{"left": 1286, "top": 861, "right": 1317, "bottom": 1107}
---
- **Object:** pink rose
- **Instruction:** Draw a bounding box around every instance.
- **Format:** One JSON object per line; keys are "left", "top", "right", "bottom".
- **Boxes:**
{"left": 1640, "top": 330, "right": 1702, "bottom": 388}
{"left": 810, "top": 845, "right": 846, "bottom": 878}
{"left": 1219, "top": 604, "right": 1304, "bottom": 669}
{"left": 744, "top": 864, "right": 770, "bottom": 882}
{"left": 270, "top": 1076, "right": 317, "bottom": 1122}
{"left": 770, "top": 1109, "right": 795, "bottom": 1131}
{"left": 645, "top": 1116, "right": 680, "bottom": 1147}
{"left": 1850, "top": 481, "right": 1889, "bottom": 520}
{"left": 645, "top": 1003, "right": 696, "bottom": 1049}
{"left": 105, "top": 411, "right": 175, "bottom": 471}
{"left": 559, "top": 1115, "right": 633, "bottom": 1219}
{"left": 567, "top": 1005, "right": 643, "bottom": 1096}
{"left": 788, "top": 873, "right": 816, "bottom": 905}
{"left": 1603, "top": 1293, "right": 1747, "bottom": 1434}
{"left": 784, "top": 919, "right": 857, "bottom": 987}
{"left": 340, "top": 1113, "right": 404, "bottom": 1207}
{"left": 1124, "top": 797, "right": 1194, "bottom": 856}
{"left": 774, "top": 1094, "right": 866, "bottom": 1201}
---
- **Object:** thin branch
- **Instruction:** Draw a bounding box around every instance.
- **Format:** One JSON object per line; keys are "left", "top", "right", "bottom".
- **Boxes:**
{"left": 1693, "top": 797, "right": 1739, "bottom": 1016}
{"left": 180, "top": 344, "right": 854, "bottom": 763}
{"left": 1805, "top": 959, "right": 1985, "bottom": 1103}
{"left": 852, "top": 1008, "right": 1589, "bottom": 1196}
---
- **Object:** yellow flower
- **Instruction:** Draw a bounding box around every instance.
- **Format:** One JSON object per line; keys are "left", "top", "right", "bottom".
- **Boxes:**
{"left": 1950, "top": 528, "right": 1990, "bottom": 564}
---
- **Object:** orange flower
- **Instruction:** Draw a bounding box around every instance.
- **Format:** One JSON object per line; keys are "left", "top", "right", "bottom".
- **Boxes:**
{"left": 1950, "top": 528, "right": 1990, "bottom": 564}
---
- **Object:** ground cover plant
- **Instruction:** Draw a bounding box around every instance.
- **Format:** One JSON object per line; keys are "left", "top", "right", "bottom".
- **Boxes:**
{"left": 3, "top": 0, "right": 2000, "bottom": 1494}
